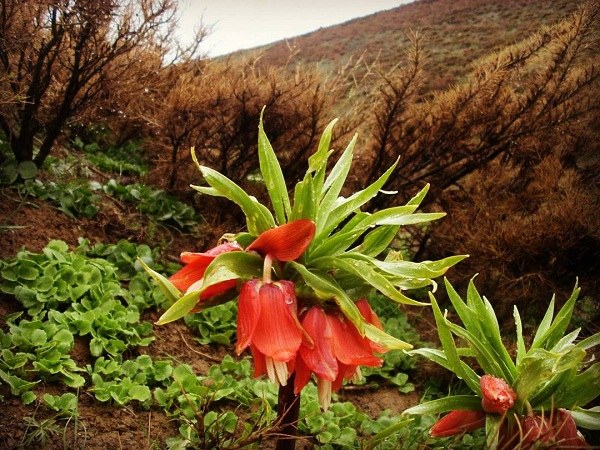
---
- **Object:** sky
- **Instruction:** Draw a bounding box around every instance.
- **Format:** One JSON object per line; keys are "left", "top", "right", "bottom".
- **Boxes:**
{"left": 176, "top": 0, "right": 416, "bottom": 57}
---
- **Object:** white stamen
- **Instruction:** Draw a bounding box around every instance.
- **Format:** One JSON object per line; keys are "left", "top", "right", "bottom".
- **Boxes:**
{"left": 317, "top": 379, "right": 332, "bottom": 411}
{"left": 352, "top": 367, "right": 362, "bottom": 383}
{"left": 265, "top": 356, "right": 288, "bottom": 386}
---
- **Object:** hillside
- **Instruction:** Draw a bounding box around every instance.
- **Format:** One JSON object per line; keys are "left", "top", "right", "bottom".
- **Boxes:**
{"left": 241, "top": 0, "right": 579, "bottom": 90}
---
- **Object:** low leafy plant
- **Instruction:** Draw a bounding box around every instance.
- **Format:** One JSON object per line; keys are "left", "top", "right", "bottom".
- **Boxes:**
{"left": 184, "top": 302, "right": 239, "bottom": 346}
{"left": 43, "top": 392, "right": 78, "bottom": 418}
{"left": 73, "top": 137, "right": 148, "bottom": 176}
{"left": 403, "top": 279, "right": 600, "bottom": 449}
{"left": 88, "top": 355, "right": 172, "bottom": 406}
{"left": 103, "top": 179, "right": 199, "bottom": 230}
{"left": 18, "top": 179, "right": 100, "bottom": 218}
{"left": 0, "top": 240, "right": 155, "bottom": 359}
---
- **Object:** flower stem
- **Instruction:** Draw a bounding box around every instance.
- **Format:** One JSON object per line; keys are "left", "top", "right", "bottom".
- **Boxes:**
{"left": 263, "top": 254, "right": 273, "bottom": 283}
{"left": 275, "top": 373, "right": 300, "bottom": 450}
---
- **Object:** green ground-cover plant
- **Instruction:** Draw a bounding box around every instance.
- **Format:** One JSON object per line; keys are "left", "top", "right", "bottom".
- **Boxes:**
{"left": 103, "top": 179, "right": 199, "bottom": 230}
{"left": 18, "top": 179, "right": 100, "bottom": 219}
{"left": 0, "top": 240, "right": 157, "bottom": 397}
{"left": 88, "top": 355, "right": 173, "bottom": 406}
{"left": 73, "top": 138, "right": 148, "bottom": 176}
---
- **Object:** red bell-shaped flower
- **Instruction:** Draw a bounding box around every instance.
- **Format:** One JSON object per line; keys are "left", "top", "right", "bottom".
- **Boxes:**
{"left": 246, "top": 219, "right": 315, "bottom": 261}
{"left": 169, "top": 242, "right": 242, "bottom": 293}
{"left": 430, "top": 410, "right": 486, "bottom": 438}
{"left": 294, "top": 299, "right": 385, "bottom": 409}
{"left": 236, "top": 279, "right": 304, "bottom": 386}
{"left": 480, "top": 374, "right": 516, "bottom": 414}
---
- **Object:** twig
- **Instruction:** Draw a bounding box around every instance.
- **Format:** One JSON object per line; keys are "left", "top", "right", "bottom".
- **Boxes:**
{"left": 177, "top": 329, "right": 222, "bottom": 363}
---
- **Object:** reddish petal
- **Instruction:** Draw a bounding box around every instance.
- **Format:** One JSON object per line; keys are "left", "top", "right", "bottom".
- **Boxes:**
{"left": 173, "top": 242, "right": 242, "bottom": 291}
{"left": 299, "top": 308, "right": 338, "bottom": 382}
{"left": 430, "top": 410, "right": 486, "bottom": 438}
{"left": 356, "top": 299, "right": 388, "bottom": 354}
{"left": 293, "top": 355, "right": 313, "bottom": 395}
{"left": 332, "top": 362, "right": 358, "bottom": 391}
{"left": 329, "top": 314, "right": 382, "bottom": 367}
{"left": 251, "top": 282, "right": 303, "bottom": 361}
{"left": 236, "top": 280, "right": 262, "bottom": 354}
{"left": 250, "top": 344, "right": 267, "bottom": 378}
{"left": 201, "top": 279, "right": 237, "bottom": 299}
{"left": 480, "top": 375, "right": 516, "bottom": 414}
{"left": 246, "top": 220, "right": 316, "bottom": 261}
{"left": 553, "top": 410, "right": 587, "bottom": 448}
{"left": 522, "top": 414, "right": 553, "bottom": 444}
{"left": 169, "top": 259, "right": 211, "bottom": 291}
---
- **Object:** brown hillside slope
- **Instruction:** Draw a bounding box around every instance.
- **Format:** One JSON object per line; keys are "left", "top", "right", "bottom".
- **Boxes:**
{"left": 246, "top": 0, "right": 578, "bottom": 90}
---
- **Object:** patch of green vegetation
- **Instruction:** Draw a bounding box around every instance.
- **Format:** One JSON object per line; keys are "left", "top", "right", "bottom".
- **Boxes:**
{"left": 0, "top": 240, "right": 159, "bottom": 397}
{"left": 184, "top": 302, "right": 239, "bottom": 346}
{"left": 73, "top": 137, "right": 148, "bottom": 176}
{"left": 103, "top": 179, "right": 199, "bottom": 230}
{"left": 18, "top": 179, "right": 101, "bottom": 218}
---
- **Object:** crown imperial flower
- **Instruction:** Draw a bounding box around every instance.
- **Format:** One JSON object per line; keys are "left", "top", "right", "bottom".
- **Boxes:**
{"left": 236, "top": 279, "right": 305, "bottom": 386}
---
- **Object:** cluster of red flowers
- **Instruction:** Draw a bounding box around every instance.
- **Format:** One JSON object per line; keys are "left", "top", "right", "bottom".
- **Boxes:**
{"left": 168, "top": 220, "right": 386, "bottom": 408}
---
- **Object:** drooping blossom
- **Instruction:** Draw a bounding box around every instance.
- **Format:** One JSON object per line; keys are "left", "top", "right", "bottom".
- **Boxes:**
{"left": 480, "top": 374, "right": 517, "bottom": 414}
{"left": 169, "top": 241, "right": 242, "bottom": 293}
{"left": 430, "top": 410, "right": 486, "bottom": 437}
{"left": 236, "top": 279, "right": 305, "bottom": 385}
{"left": 294, "top": 299, "right": 385, "bottom": 409}
{"left": 234, "top": 219, "right": 317, "bottom": 385}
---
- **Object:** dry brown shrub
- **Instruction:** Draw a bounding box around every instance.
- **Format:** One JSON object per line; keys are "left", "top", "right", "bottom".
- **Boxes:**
{"left": 0, "top": 0, "right": 204, "bottom": 166}
{"left": 132, "top": 54, "right": 361, "bottom": 196}
{"left": 356, "top": 2, "right": 600, "bottom": 318}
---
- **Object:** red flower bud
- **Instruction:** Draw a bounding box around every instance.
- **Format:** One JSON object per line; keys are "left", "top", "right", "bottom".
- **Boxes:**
{"left": 247, "top": 219, "right": 315, "bottom": 261}
{"left": 430, "top": 410, "right": 486, "bottom": 437}
{"left": 480, "top": 375, "right": 516, "bottom": 414}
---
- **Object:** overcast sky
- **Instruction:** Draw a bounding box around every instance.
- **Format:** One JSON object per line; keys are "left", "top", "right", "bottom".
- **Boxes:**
{"left": 176, "top": 0, "right": 416, "bottom": 57}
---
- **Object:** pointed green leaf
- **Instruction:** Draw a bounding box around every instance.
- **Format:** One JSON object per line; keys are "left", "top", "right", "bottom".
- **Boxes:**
{"left": 429, "top": 292, "right": 481, "bottom": 394}
{"left": 403, "top": 395, "right": 482, "bottom": 416}
{"left": 375, "top": 212, "right": 446, "bottom": 226}
{"left": 353, "top": 225, "right": 400, "bottom": 257}
{"left": 313, "top": 256, "right": 428, "bottom": 306}
{"left": 514, "top": 306, "right": 526, "bottom": 366}
{"left": 485, "top": 415, "right": 502, "bottom": 450}
{"left": 191, "top": 149, "right": 275, "bottom": 235}
{"left": 288, "top": 261, "right": 364, "bottom": 334}
{"left": 532, "top": 296, "right": 555, "bottom": 347}
{"left": 156, "top": 290, "right": 200, "bottom": 325}
{"left": 533, "top": 284, "right": 580, "bottom": 350}
{"left": 364, "top": 323, "right": 412, "bottom": 350}
{"left": 406, "top": 184, "right": 430, "bottom": 206}
{"left": 571, "top": 407, "right": 600, "bottom": 430}
{"left": 138, "top": 258, "right": 181, "bottom": 304}
{"left": 318, "top": 157, "right": 399, "bottom": 240}
{"left": 574, "top": 332, "right": 600, "bottom": 352}
{"left": 553, "top": 363, "right": 600, "bottom": 408}
{"left": 258, "top": 110, "right": 292, "bottom": 224}
{"left": 290, "top": 175, "right": 317, "bottom": 221}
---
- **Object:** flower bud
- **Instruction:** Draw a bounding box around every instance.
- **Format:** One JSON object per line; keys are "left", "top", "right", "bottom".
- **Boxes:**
{"left": 430, "top": 410, "right": 486, "bottom": 437}
{"left": 480, "top": 374, "right": 516, "bottom": 414}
